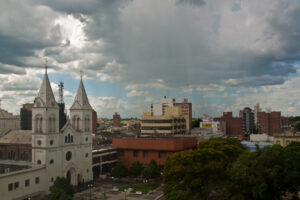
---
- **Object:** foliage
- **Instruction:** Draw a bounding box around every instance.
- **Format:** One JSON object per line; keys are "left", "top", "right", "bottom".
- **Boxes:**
{"left": 288, "top": 116, "right": 300, "bottom": 122}
{"left": 192, "top": 118, "right": 202, "bottom": 128}
{"left": 295, "top": 122, "right": 300, "bottom": 131}
{"left": 48, "top": 177, "right": 74, "bottom": 200}
{"left": 163, "top": 138, "right": 248, "bottom": 200}
{"left": 111, "top": 162, "right": 128, "bottom": 178}
{"left": 142, "top": 160, "right": 160, "bottom": 179}
{"left": 118, "top": 183, "right": 160, "bottom": 194}
{"left": 129, "top": 161, "right": 143, "bottom": 177}
{"left": 163, "top": 138, "right": 300, "bottom": 200}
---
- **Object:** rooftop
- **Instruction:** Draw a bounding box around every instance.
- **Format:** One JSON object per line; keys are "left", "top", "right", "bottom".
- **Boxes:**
{"left": 0, "top": 130, "right": 32, "bottom": 144}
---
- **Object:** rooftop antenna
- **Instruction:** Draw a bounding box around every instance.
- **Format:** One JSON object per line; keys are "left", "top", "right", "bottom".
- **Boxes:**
{"left": 58, "top": 82, "right": 64, "bottom": 104}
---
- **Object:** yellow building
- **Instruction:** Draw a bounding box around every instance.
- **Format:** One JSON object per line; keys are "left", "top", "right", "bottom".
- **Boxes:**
{"left": 141, "top": 106, "right": 189, "bottom": 135}
{"left": 273, "top": 131, "right": 300, "bottom": 147}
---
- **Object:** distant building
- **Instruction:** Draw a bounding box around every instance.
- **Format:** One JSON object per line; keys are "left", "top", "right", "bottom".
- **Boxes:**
{"left": 214, "top": 112, "right": 243, "bottom": 136}
{"left": 273, "top": 131, "right": 300, "bottom": 147}
{"left": 254, "top": 104, "right": 261, "bottom": 126}
{"left": 92, "top": 110, "right": 98, "bottom": 133}
{"left": 200, "top": 115, "right": 224, "bottom": 134}
{"left": 112, "top": 136, "right": 197, "bottom": 168}
{"left": 257, "top": 111, "right": 281, "bottom": 136}
{"left": 112, "top": 112, "right": 120, "bottom": 127}
{"left": 151, "top": 97, "right": 192, "bottom": 132}
{"left": 239, "top": 107, "right": 255, "bottom": 134}
{"left": 141, "top": 106, "right": 188, "bottom": 135}
{"left": 0, "top": 130, "right": 32, "bottom": 161}
{"left": 0, "top": 108, "right": 20, "bottom": 135}
{"left": 20, "top": 103, "right": 33, "bottom": 130}
{"left": 174, "top": 98, "right": 192, "bottom": 132}
{"left": 58, "top": 103, "right": 67, "bottom": 130}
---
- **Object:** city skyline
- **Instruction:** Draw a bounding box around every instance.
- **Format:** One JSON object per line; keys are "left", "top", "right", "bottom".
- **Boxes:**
{"left": 1, "top": 0, "right": 300, "bottom": 118}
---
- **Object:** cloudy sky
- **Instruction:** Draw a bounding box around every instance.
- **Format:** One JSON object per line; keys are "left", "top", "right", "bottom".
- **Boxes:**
{"left": 1, "top": 0, "right": 300, "bottom": 118}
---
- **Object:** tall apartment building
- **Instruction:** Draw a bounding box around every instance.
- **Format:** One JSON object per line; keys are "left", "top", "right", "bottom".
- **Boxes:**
{"left": 239, "top": 107, "right": 255, "bottom": 134}
{"left": 151, "top": 97, "right": 192, "bottom": 132}
{"left": 214, "top": 112, "right": 243, "bottom": 136}
{"left": 257, "top": 111, "right": 281, "bottom": 136}
{"left": 20, "top": 103, "right": 33, "bottom": 130}
{"left": 174, "top": 98, "right": 192, "bottom": 132}
{"left": 113, "top": 112, "right": 120, "bottom": 127}
{"left": 141, "top": 106, "right": 188, "bottom": 135}
{"left": 254, "top": 104, "right": 261, "bottom": 126}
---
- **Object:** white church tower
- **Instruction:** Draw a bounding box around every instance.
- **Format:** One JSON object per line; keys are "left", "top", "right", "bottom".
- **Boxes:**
{"left": 31, "top": 66, "right": 93, "bottom": 189}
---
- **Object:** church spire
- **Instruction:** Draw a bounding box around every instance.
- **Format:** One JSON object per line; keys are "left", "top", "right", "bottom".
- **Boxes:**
{"left": 70, "top": 72, "right": 92, "bottom": 110}
{"left": 35, "top": 62, "right": 57, "bottom": 107}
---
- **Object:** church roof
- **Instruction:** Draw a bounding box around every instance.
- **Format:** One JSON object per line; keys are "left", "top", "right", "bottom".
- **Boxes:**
{"left": 70, "top": 79, "right": 92, "bottom": 110}
{"left": 36, "top": 71, "right": 57, "bottom": 107}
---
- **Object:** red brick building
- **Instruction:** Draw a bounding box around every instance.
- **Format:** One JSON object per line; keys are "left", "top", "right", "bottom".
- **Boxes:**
{"left": 214, "top": 112, "right": 243, "bottom": 136}
{"left": 0, "top": 130, "right": 32, "bottom": 161}
{"left": 257, "top": 111, "right": 281, "bottom": 135}
{"left": 112, "top": 136, "right": 197, "bottom": 168}
{"left": 174, "top": 98, "right": 192, "bottom": 132}
{"left": 113, "top": 112, "right": 120, "bottom": 127}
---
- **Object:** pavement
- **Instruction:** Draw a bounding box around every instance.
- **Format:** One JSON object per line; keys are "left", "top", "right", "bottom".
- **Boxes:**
{"left": 74, "top": 179, "right": 164, "bottom": 200}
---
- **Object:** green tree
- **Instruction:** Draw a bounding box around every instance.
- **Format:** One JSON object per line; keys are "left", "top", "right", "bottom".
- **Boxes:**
{"left": 111, "top": 162, "right": 128, "bottom": 178}
{"left": 163, "top": 138, "right": 247, "bottom": 200}
{"left": 48, "top": 177, "right": 74, "bottom": 200}
{"left": 295, "top": 122, "right": 300, "bottom": 131}
{"left": 142, "top": 160, "right": 160, "bottom": 179}
{"left": 129, "top": 161, "right": 143, "bottom": 177}
{"left": 192, "top": 118, "right": 202, "bottom": 128}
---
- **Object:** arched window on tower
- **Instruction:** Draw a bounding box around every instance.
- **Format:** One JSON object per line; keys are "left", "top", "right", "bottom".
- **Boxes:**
{"left": 35, "top": 115, "right": 43, "bottom": 133}
{"left": 48, "top": 115, "right": 56, "bottom": 133}
{"left": 72, "top": 115, "right": 80, "bottom": 131}
{"left": 84, "top": 115, "right": 90, "bottom": 131}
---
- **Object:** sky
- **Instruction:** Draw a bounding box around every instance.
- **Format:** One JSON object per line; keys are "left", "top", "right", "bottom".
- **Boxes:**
{"left": 1, "top": 0, "right": 300, "bottom": 118}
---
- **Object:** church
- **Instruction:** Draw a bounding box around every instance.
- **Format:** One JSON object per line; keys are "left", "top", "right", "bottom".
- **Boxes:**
{"left": 0, "top": 68, "right": 93, "bottom": 200}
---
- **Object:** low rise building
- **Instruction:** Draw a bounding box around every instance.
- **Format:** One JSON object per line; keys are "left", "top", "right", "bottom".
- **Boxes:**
{"left": 273, "top": 131, "right": 300, "bottom": 147}
{"left": 0, "top": 108, "right": 20, "bottom": 135}
{"left": 112, "top": 136, "right": 197, "bottom": 168}
{"left": 141, "top": 106, "right": 188, "bottom": 135}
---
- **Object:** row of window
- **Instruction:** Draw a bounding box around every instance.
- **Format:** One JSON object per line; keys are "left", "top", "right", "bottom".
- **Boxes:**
{"left": 141, "top": 126, "right": 186, "bottom": 130}
{"left": 119, "top": 150, "right": 167, "bottom": 159}
{"left": 0, "top": 151, "right": 29, "bottom": 160}
{"left": 8, "top": 177, "right": 39, "bottom": 191}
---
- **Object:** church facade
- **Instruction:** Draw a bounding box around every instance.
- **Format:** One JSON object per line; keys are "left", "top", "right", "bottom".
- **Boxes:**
{"left": 0, "top": 69, "right": 93, "bottom": 200}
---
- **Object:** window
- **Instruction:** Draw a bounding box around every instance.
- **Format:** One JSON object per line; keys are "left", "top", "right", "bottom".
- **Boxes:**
{"left": 25, "top": 179, "right": 30, "bottom": 187}
{"left": 14, "top": 182, "right": 19, "bottom": 189}
{"left": 71, "top": 136, "right": 73, "bottom": 143}
{"left": 65, "top": 136, "right": 67, "bottom": 143}
{"left": 66, "top": 151, "right": 72, "bottom": 161}
{"left": 286, "top": 140, "right": 290, "bottom": 145}
{"left": 35, "top": 177, "right": 39, "bottom": 184}
{"left": 8, "top": 183, "right": 13, "bottom": 191}
{"left": 50, "top": 140, "right": 54, "bottom": 145}
{"left": 37, "top": 140, "right": 42, "bottom": 145}
{"left": 276, "top": 141, "right": 280, "bottom": 144}
{"left": 86, "top": 137, "right": 88, "bottom": 142}
{"left": 86, "top": 169, "right": 89, "bottom": 173}
{"left": 50, "top": 159, "right": 54, "bottom": 164}
{"left": 0, "top": 151, "right": 2, "bottom": 159}
{"left": 51, "top": 178, "right": 54, "bottom": 182}
{"left": 143, "top": 151, "right": 148, "bottom": 158}
{"left": 159, "top": 151, "right": 166, "bottom": 158}
{"left": 85, "top": 153, "right": 88, "bottom": 158}
{"left": 133, "top": 150, "right": 139, "bottom": 157}
{"left": 118, "top": 150, "right": 124, "bottom": 157}
{"left": 37, "top": 160, "right": 41, "bottom": 165}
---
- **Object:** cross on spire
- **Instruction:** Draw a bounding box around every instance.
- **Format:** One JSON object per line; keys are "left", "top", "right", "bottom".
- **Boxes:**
{"left": 80, "top": 70, "right": 83, "bottom": 80}
{"left": 45, "top": 58, "right": 48, "bottom": 74}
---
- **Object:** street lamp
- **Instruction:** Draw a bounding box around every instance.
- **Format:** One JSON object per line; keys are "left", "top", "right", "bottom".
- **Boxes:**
{"left": 88, "top": 184, "right": 93, "bottom": 199}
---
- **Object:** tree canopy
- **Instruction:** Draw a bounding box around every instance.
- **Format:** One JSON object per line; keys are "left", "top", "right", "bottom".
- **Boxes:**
{"left": 142, "top": 160, "right": 160, "bottom": 179}
{"left": 163, "top": 138, "right": 300, "bottom": 200}
{"left": 48, "top": 177, "right": 74, "bottom": 200}
{"left": 129, "top": 161, "right": 143, "bottom": 177}
{"left": 111, "top": 162, "right": 128, "bottom": 178}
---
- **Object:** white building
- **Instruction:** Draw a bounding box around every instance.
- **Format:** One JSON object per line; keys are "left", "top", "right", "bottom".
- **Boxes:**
{"left": 0, "top": 69, "right": 93, "bottom": 200}
{"left": 151, "top": 96, "right": 175, "bottom": 116}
